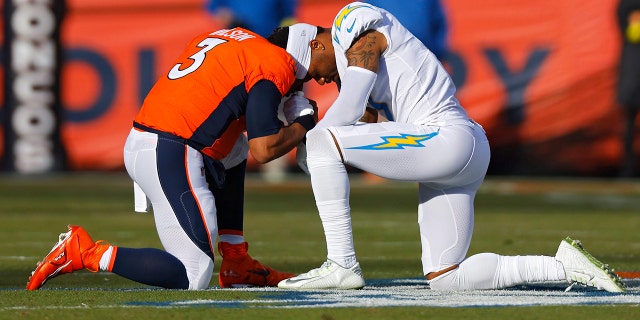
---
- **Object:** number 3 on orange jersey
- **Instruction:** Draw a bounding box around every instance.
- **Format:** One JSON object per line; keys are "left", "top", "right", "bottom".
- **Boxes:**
{"left": 168, "top": 38, "right": 227, "bottom": 80}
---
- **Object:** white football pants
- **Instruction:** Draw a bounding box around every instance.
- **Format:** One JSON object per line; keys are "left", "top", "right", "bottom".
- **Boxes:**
{"left": 305, "top": 121, "right": 564, "bottom": 290}
{"left": 123, "top": 128, "right": 248, "bottom": 289}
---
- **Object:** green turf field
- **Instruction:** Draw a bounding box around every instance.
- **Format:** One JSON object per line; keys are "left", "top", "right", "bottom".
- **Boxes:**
{"left": 0, "top": 172, "right": 638, "bottom": 319}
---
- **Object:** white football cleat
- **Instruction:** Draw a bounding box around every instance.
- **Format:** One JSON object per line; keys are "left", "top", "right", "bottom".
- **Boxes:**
{"left": 278, "top": 259, "right": 365, "bottom": 290}
{"left": 555, "top": 237, "right": 626, "bottom": 293}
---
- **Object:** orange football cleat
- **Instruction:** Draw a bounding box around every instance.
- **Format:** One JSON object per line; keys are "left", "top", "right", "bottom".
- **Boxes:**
{"left": 218, "top": 242, "right": 295, "bottom": 288}
{"left": 26, "top": 225, "right": 110, "bottom": 290}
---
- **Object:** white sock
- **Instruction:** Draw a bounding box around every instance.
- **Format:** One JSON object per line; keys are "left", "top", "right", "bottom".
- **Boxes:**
{"left": 430, "top": 253, "right": 566, "bottom": 290}
{"left": 219, "top": 234, "right": 244, "bottom": 244}
{"left": 317, "top": 198, "right": 357, "bottom": 269}
{"left": 307, "top": 128, "right": 357, "bottom": 269}
{"left": 493, "top": 255, "right": 566, "bottom": 288}
{"left": 99, "top": 246, "right": 114, "bottom": 271}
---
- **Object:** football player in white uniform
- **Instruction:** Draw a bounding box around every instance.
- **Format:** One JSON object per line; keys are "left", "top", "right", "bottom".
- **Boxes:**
{"left": 272, "top": 2, "right": 626, "bottom": 292}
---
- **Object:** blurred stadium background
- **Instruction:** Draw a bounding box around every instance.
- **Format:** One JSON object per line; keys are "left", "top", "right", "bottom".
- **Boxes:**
{"left": 0, "top": 0, "right": 636, "bottom": 178}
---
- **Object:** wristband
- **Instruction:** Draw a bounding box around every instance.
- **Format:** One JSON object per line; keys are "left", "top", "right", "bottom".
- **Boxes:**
{"left": 293, "top": 114, "right": 316, "bottom": 131}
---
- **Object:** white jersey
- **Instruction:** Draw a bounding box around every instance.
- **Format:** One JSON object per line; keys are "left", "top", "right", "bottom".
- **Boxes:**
{"left": 301, "top": 3, "right": 504, "bottom": 291}
{"left": 331, "top": 2, "right": 469, "bottom": 125}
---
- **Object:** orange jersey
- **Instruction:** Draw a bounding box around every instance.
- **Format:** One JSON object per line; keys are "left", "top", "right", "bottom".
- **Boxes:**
{"left": 134, "top": 28, "right": 297, "bottom": 160}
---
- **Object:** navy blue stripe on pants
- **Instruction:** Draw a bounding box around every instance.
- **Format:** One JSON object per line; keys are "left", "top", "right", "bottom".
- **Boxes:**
{"left": 156, "top": 137, "right": 214, "bottom": 259}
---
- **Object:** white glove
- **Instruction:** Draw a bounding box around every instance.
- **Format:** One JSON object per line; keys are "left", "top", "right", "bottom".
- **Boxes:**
{"left": 283, "top": 91, "right": 315, "bottom": 125}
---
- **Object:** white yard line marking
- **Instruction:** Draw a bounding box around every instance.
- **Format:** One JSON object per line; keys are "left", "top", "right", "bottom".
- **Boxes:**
{"left": 4, "top": 279, "right": 638, "bottom": 310}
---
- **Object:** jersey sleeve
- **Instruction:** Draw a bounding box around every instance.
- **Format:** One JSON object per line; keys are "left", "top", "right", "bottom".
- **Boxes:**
{"left": 331, "top": 2, "right": 385, "bottom": 52}
{"left": 240, "top": 38, "right": 296, "bottom": 139}
{"left": 245, "top": 80, "right": 284, "bottom": 140}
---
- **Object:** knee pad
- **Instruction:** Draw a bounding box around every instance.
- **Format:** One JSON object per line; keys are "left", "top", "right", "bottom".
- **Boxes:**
{"left": 429, "top": 253, "right": 503, "bottom": 290}
{"left": 428, "top": 268, "right": 459, "bottom": 291}
{"left": 188, "top": 254, "right": 214, "bottom": 290}
{"left": 306, "top": 128, "right": 342, "bottom": 165}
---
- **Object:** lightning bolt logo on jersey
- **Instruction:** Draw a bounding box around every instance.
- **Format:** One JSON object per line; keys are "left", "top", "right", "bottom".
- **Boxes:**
{"left": 333, "top": 3, "right": 371, "bottom": 44}
{"left": 347, "top": 131, "right": 439, "bottom": 150}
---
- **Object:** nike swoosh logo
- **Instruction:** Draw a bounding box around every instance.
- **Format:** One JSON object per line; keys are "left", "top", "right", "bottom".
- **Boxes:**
{"left": 346, "top": 20, "right": 356, "bottom": 33}
{"left": 282, "top": 276, "right": 318, "bottom": 285}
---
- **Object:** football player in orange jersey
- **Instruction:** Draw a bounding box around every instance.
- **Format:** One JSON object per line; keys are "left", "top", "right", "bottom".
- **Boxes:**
{"left": 27, "top": 25, "right": 319, "bottom": 290}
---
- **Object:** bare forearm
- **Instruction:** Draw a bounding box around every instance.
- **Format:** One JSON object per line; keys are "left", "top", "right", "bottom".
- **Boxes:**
{"left": 248, "top": 123, "right": 308, "bottom": 163}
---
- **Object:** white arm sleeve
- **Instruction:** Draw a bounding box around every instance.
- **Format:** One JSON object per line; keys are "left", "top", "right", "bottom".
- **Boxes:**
{"left": 316, "top": 66, "right": 377, "bottom": 129}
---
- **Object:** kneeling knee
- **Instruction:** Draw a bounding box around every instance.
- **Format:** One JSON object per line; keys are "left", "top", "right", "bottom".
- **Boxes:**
{"left": 427, "top": 267, "right": 460, "bottom": 291}
{"left": 186, "top": 256, "right": 214, "bottom": 290}
{"left": 428, "top": 273, "right": 456, "bottom": 291}
{"left": 306, "top": 128, "right": 342, "bottom": 162}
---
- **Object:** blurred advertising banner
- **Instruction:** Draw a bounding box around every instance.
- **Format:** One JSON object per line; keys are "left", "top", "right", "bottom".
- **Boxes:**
{"left": 1, "top": 0, "right": 66, "bottom": 173}
{"left": 49, "top": 0, "right": 218, "bottom": 170}
{"left": 443, "top": 0, "right": 624, "bottom": 175}
{"left": 0, "top": 0, "right": 630, "bottom": 175}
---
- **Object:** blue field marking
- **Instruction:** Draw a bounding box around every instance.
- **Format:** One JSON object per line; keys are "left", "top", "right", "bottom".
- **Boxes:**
{"left": 121, "top": 278, "right": 640, "bottom": 309}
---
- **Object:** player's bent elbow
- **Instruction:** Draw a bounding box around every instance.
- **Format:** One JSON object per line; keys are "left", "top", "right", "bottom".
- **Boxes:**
{"left": 249, "top": 147, "right": 277, "bottom": 164}
{"left": 251, "top": 152, "right": 273, "bottom": 164}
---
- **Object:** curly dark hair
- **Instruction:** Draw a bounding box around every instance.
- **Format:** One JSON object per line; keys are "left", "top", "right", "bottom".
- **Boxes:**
{"left": 266, "top": 27, "right": 290, "bottom": 49}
